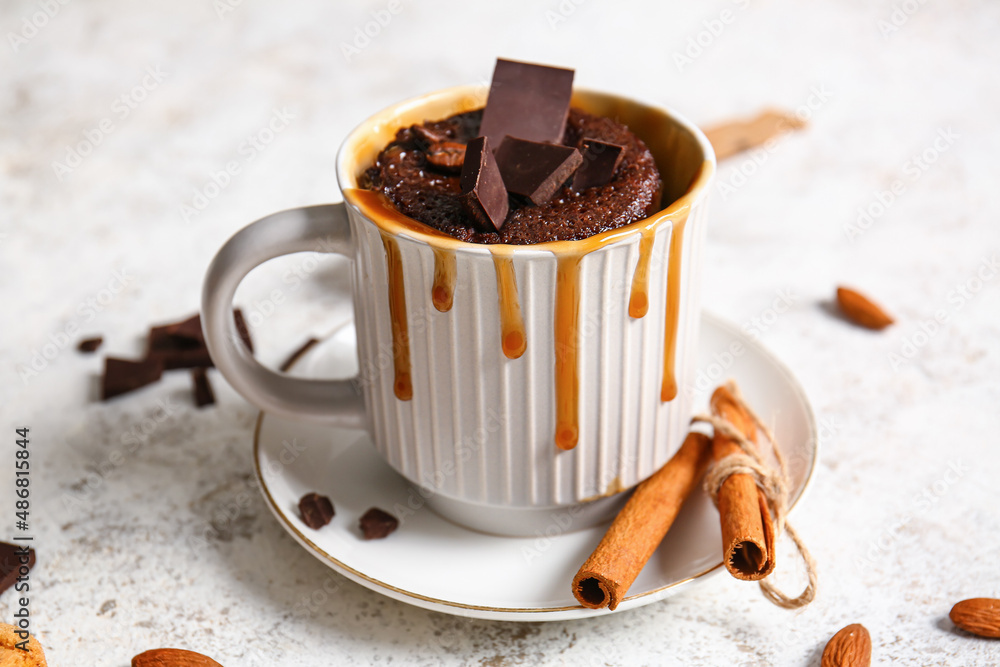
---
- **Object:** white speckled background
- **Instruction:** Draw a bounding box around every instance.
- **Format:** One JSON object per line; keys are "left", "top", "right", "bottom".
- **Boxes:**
{"left": 2, "top": 0, "right": 999, "bottom": 665}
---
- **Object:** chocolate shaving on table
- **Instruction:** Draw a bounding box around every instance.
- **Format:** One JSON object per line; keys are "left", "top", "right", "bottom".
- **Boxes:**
{"left": 279, "top": 337, "right": 320, "bottom": 372}
{"left": 703, "top": 109, "right": 806, "bottom": 161}
{"left": 459, "top": 136, "right": 509, "bottom": 231}
{"left": 77, "top": 336, "right": 103, "bottom": 353}
{"left": 425, "top": 141, "right": 466, "bottom": 172}
{"left": 359, "top": 508, "right": 398, "bottom": 540}
{"left": 572, "top": 139, "right": 625, "bottom": 191}
{"left": 0, "top": 541, "right": 35, "bottom": 596}
{"left": 478, "top": 58, "right": 575, "bottom": 148}
{"left": 495, "top": 137, "right": 583, "bottom": 205}
{"left": 298, "top": 492, "right": 335, "bottom": 529}
{"left": 101, "top": 357, "right": 164, "bottom": 400}
{"left": 191, "top": 367, "right": 215, "bottom": 408}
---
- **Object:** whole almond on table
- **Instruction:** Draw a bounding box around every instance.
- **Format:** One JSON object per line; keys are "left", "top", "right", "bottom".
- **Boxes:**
{"left": 835, "top": 286, "right": 894, "bottom": 330}
{"left": 132, "top": 648, "right": 224, "bottom": 667}
{"left": 0, "top": 622, "right": 47, "bottom": 666}
{"left": 950, "top": 597, "right": 1000, "bottom": 638}
{"left": 821, "top": 623, "right": 872, "bottom": 667}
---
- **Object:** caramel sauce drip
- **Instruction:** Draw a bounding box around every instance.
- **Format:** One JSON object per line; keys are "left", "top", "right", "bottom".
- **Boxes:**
{"left": 380, "top": 233, "right": 413, "bottom": 401}
{"left": 432, "top": 247, "right": 456, "bottom": 312}
{"left": 628, "top": 227, "right": 657, "bottom": 318}
{"left": 490, "top": 247, "right": 527, "bottom": 359}
{"left": 554, "top": 254, "right": 582, "bottom": 451}
{"left": 660, "top": 218, "right": 687, "bottom": 402}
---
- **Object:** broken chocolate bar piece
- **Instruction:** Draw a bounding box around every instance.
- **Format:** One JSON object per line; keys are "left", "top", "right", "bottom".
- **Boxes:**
{"left": 147, "top": 310, "right": 253, "bottom": 369}
{"left": 0, "top": 541, "right": 34, "bottom": 597}
{"left": 77, "top": 337, "right": 103, "bottom": 353}
{"left": 359, "top": 508, "right": 398, "bottom": 540}
{"left": 459, "top": 136, "right": 509, "bottom": 231}
{"left": 101, "top": 357, "right": 164, "bottom": 400}
{"left": 479, "top": 58, "right": 574, "bottom": 148}
{"left": 572, "top": 139, "right": 625, "bottom": 191}
{"left": 495, "top": 137, "right": 583, "bottom": 205}
{"left": 191, "top": 367, "right": 215, "bottom": 408}
{"left": 298, "top": 492, "right": 335, "bottom": 530}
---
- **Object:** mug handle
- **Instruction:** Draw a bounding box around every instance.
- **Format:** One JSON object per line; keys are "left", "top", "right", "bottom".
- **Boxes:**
{"left": 201, "top": 203, "right": 366, "bottom": 429}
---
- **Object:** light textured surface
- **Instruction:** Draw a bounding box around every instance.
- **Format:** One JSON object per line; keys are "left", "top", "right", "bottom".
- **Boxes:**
{"left": 1, "top": 1, "right": 998, "bottom": 665}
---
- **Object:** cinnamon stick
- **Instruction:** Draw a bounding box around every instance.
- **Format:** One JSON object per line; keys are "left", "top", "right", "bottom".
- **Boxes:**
{"left": 572, "top": 432, "right": 712, "bottom": 610}
{"left": 710, "top": 384, "right": 776, "bottom": 580}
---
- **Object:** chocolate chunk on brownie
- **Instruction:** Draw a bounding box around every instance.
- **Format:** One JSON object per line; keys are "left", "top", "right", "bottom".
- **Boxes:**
{"left": 364, "top": 108, "right": 662, "bottom": 245}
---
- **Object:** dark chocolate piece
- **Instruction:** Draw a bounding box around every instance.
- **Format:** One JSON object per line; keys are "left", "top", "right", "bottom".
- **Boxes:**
{"left": 0, "top": 542, "right": 34, "bottom": 597}
{"left": 495, "top": 137, "right": 583, "bottom": 205}
{"left": 77, "top": 337, "right": 103, "bottom": 353}
{"left": 459, "top": 136, "right": 509, "bottom": 231}
{"left": 147, "top": 310, "right": 253, "bottom": 369}
{"left": 478, "top": 59, "right": 574, "bottom": 148}
{"left": 572, "top": 139, "right": 625, "bottom": 191}
{"left": 191, "top": 367, "right": 215, "bottom": 408}
{"left": 359, "top": 508, "right": 398, "bottom": 540}
{"left": 425, "top": 141, "right": 466, "bottom": 172}
{"left": 298, "top": 492, "right": 335, "bottom": 529}
{"left": 279, "top": 337, "right": 320, "bottom": 373}
{"left": 101, "top": 357, "right": 164, "bottom": 400}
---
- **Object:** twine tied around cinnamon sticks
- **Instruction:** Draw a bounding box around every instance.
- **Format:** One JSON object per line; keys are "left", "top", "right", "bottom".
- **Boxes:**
{"left": 691, "top": 380, "right": 817, "bottom": 609}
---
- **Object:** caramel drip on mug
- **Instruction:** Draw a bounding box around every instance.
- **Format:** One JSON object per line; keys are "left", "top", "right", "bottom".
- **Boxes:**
{"left": 431, "top": 246, "right": 456, "bottom": 312}
{"left": 490, "top": 247, "right": 527, "bottom": 359}
{"left": 660, "top": 218, "right": 687, "bottom": 402}
{"left": 554, "top": 254, "right": 582, "bottom": 451}
{"left": 628, "top": 227, "right": 657, "bottom": 319}
{"left": 380, "top": 233, "right": 413, "bottom": 401}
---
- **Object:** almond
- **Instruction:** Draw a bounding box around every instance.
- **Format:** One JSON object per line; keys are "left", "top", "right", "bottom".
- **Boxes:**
{"left": 821, "top": 623, "right": 872, "bottom": 667}
{"left": 950, "top": 597, "right": 1000, "bottom": 638}
{"left": 132, "top": 648, "right": 224, "bottom": 667}
{"left": 835, "top": 286, "right": 894, "bottom": 330}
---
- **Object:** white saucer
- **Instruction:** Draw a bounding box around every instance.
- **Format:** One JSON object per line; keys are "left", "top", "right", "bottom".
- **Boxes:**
{"left": 253, "top": 313, "right": 817, "bottom": 621}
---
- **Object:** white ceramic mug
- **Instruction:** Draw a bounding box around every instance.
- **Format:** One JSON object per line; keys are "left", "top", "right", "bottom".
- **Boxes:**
{"left": 202, "top": 85, "right": 715, "bottom": 536}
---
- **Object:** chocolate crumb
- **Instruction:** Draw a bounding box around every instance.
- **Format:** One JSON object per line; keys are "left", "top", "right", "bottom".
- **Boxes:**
{"left": 298, "top": 492, "right": 335, "bottom": 530}
{"left": 101, "top": 357, "right": 164, "bottom": 400}
{"left": 0, "top": 541, "right": 35, "bottom": 597}
{"left": 147, "top": 310, "right": 253, "bottom": 369}
{"left": 279, "top": 337, "right": 320, "bottom": 372}
{"left": 359, "top": 508, "right": 398, "bottom": 540}
{"left": 77, "top": 336, "right": 103, "bottom": 353}
{"left": 191, "top": 367, "right": 215, "bottom": 408}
